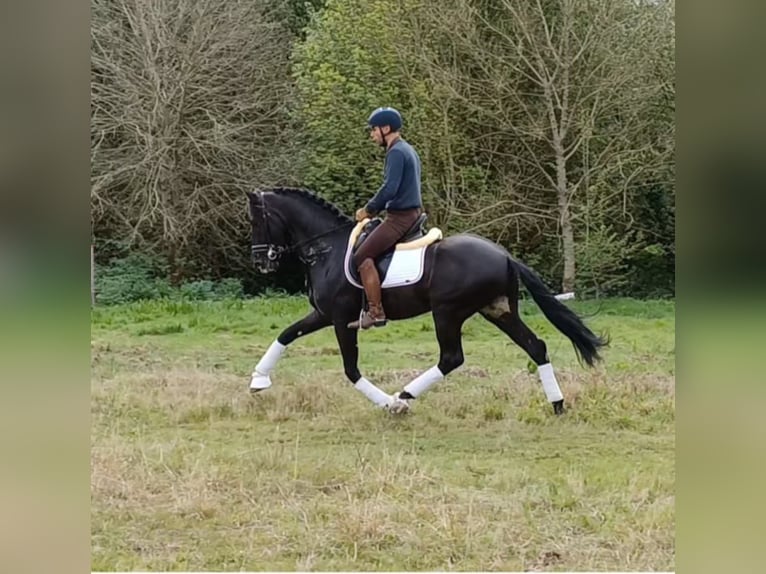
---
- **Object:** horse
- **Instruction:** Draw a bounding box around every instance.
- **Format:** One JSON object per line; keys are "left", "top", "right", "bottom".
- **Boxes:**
{"left": 246, "top": 187, "right": 606, "bottom": 415}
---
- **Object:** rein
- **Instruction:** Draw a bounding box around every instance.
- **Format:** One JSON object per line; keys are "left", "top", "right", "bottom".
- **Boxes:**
{"left": 290, "top": 221, "right": 355, "bottom": 254}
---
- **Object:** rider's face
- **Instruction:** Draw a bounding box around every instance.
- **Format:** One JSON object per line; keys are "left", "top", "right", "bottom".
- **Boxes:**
{"left": 369, "top": 125, "right": 389, "bottom": 145}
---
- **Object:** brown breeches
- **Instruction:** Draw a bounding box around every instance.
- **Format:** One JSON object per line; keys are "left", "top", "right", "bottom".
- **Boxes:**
{"left": 352, "top": 208, "right": 422, "bottom": 268}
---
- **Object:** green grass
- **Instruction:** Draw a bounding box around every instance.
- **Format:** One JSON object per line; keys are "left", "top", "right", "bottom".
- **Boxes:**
{"left": 91, "top": 296, "right": 675, "bottom": 571}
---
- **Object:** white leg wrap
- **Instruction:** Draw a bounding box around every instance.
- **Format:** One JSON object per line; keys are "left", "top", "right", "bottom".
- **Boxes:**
{"left": 403, "top": 366, "right": 444, "bottom": 398}
{"left": 250, "top": 340, "right": 286, "bottom": 391}
{"left": 254, "top": 340, "right": 286, "bottom": 375}
{"left": 354, "top": 377, "right": 393, "bottom": 407}
{"left": 538, "top": 363, "right": 563, "bottom": 402}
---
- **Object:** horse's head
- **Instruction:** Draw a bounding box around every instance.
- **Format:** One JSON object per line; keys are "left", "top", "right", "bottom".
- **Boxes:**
{"left": 247, "top": 191, "right": 290, "bottom": 274}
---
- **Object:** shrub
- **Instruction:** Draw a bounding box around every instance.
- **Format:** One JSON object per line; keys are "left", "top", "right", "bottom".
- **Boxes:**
{"left": 95, "top": 252, "right": 172, "bottom": 305}
{"left": 95, "top": 252, "right": 245, "bottom": 305}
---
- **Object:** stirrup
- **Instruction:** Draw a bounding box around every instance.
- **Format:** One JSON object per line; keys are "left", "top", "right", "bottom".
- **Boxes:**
{"left": 347, "top": 308, "right": 387, "bottom": 330}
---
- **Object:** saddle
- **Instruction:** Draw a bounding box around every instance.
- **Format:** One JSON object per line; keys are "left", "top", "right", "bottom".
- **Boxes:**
{"left": 355, "top": 213, "right": 429, "bottom": 250}
{"left": 345, "top": 213, "right": 443, "bottom": 287}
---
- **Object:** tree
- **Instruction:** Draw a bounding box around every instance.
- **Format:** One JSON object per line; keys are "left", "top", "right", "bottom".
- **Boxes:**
{"left": 91, "top": 0, "right": 297, "bottom": 279}
{"left": 405, "top": 0, "right": 675, "bottom": 293}
{"left": 291, "top": 0, "right": 411, "bottom": 214}
{"left": 293, "top": 0, "right": 492, "bottom": 232}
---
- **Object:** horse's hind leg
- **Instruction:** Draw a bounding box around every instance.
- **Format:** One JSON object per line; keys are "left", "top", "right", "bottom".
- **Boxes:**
{"left": 250, "top": 310, "right": 331, "bottom": 392}
{"left": 480, "top": 298, "right": 565, "bottom": 415}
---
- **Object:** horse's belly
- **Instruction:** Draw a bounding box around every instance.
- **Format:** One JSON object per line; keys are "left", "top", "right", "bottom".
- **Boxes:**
{"left": 381, "top": 287, "right": 432, "bottom": 320}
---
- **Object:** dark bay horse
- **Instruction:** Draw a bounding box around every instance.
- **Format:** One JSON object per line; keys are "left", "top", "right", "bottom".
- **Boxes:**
{"left": 247, "top": 187, "right": 606, "bottom": 415}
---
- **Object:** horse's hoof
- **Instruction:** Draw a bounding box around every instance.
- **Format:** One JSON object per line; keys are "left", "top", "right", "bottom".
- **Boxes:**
{"left": 249, "top": 373, "right": 272, "bottom": 393}
{"left": 387, "top": 393, "right": 411, "bottom": 415}
{"left": 552, "top": 399, "right": 565, "bottom": 415}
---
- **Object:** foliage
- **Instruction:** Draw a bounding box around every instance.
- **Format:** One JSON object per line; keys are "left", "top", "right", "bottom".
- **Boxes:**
{"left": 574, "top": 226, "right": 638, "bottom": 297}
{"left": 291, "top": 0, "right": 488, "bottom": 231}
{"left": 95, "top": 250, "right": 245, "bottom": 305}
{"left": 291, "top": 0, "right": 412, "bottom": 214}
{"left": 623, "top": 181, "right": 675, "bottom": 298}
{"left": 91, "top": 0, "right": 299, "bottom": 280}
{"left": 278, "top": 0, "right": 327, "bottom": 38}
{"left": 402, "top": 0, "right": 675, "bottom": 293}
{"left": 90, "top": 0, "right": 674, "bottom": 298}
{"left": 95, "top": 251, "right": 173, "bottom": 305}
{"left": 177, "top": 278, "right": 245, "bottom": 301}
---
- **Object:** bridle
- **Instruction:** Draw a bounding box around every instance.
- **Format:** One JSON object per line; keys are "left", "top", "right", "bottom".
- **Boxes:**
{"left": 250, "top": 197, "right": 287, "bottom": 262}
{"left": 250, "top": 196, "right": 353, "bottom": 265}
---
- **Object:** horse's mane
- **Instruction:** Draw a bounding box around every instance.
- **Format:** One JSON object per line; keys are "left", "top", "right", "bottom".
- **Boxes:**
{"left": 264, "top": 187, "right": 352, "bottom": 224}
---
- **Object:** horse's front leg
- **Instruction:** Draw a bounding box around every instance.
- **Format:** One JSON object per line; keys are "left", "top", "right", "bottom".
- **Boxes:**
{"left": 388, "top": 308, "right": 467, "bottom": 414}
{"left": 250, "top": 310, "right": 331, "bottom": 392}
{"left": 334, "top": 322, "right": 393, "bottom": 408}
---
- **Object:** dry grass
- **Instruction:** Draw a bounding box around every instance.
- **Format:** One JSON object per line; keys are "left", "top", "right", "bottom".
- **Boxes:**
{"left": 91, "top": 296, "right": 675, "bottom": 571}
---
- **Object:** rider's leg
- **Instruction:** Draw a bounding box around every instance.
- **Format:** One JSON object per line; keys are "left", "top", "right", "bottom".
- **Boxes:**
{"left": 349, "top": 208, "right": 423, "bottom": 330}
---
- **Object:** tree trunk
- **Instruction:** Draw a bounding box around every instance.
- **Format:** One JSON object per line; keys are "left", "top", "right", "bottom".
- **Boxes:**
{"left": 554, "top": 142, "right": 576, "bottom": 293}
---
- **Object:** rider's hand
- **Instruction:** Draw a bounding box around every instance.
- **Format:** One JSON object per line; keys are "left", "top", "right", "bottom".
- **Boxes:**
{"left": 355, "top": 207, "right": 371, "bottom": 222}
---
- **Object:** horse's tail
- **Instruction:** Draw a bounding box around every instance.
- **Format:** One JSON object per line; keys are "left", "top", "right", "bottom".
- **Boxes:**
{"left": 511, "top": 259, "right": 608, "bottom": 367}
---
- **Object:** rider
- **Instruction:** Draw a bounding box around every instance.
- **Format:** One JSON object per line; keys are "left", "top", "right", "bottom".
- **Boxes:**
{"left": 348, "top": 106, "right": 424, "bottom": 330}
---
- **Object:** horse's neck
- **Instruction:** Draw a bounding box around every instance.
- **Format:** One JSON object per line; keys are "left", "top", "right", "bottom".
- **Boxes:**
{"left": 271, "top": 195, "right": 351, "bottom": 253}
{"left": 270, "top": 195, "right": 350, "bottom": 298}
{"left": 272, "top": 195, "right": 343, "bottom": 244}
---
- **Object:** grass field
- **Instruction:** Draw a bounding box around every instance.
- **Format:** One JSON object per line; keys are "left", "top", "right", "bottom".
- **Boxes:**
{"left": 91, "top": 295, "right": 675, "bottom": 572}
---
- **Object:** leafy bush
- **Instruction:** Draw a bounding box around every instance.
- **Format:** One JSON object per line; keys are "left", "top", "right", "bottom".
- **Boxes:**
{"left": 213, "top": 278, "right": 245, "bottom": 300}
{"left": 575, "top": 226, "right": 638, "bottom": 298}
{"left": 178, "top": 278, "right": 245, "bottom": 301}
{"left": 95, "top": 252, "right": 245, "bottom": 305}
{"left": 95, "top": 252, "right": 172, "bottom": 305}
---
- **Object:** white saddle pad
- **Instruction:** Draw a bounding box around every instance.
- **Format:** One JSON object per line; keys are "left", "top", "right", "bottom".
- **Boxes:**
{"left": 344, "top": 244, "right": 428, "bottom": 289}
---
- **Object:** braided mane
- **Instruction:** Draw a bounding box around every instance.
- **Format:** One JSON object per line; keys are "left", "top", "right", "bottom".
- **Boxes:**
{"left": 264, "top": 187, "right": 352, "bottom": 224}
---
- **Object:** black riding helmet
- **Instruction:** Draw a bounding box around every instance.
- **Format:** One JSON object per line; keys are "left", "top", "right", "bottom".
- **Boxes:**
{"left": 367, "top": 107, "right": 402, "bottom": 147}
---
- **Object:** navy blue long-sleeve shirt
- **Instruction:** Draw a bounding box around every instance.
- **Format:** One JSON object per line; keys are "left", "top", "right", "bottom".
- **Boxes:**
{"left": 365, "top": 138, "right": 422, "bottom": 214}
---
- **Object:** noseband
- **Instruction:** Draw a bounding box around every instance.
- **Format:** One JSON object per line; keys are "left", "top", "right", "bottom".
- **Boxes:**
{"left": 251, "top": 243, "right": 287, "bottom": 261}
